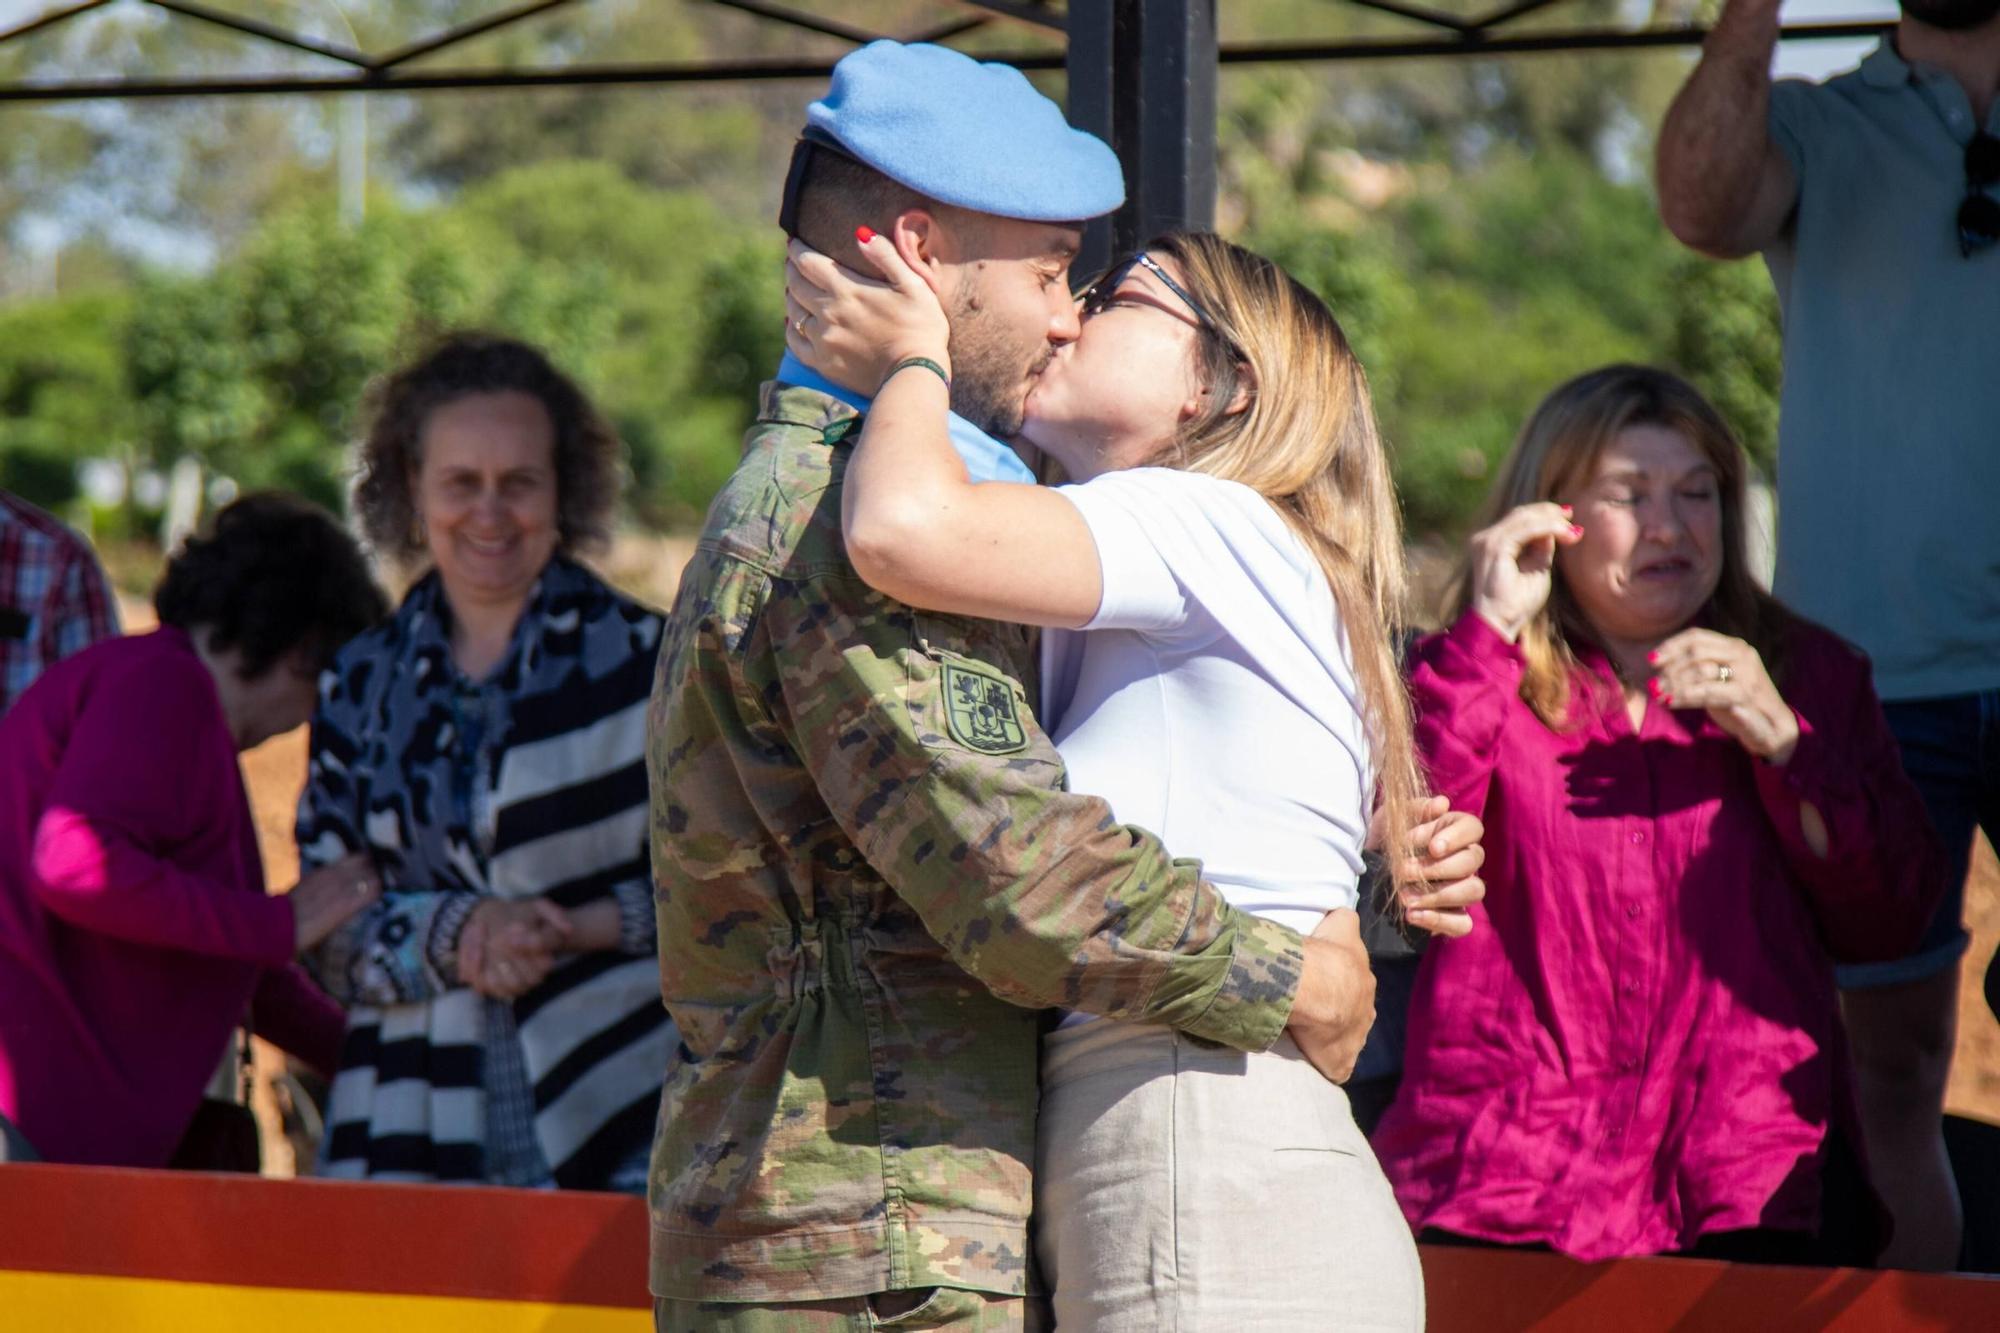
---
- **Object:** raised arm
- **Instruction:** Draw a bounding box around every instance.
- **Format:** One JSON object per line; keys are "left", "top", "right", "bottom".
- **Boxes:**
{"left": 1656, "top": 0, "right": 1799, "bottom": 258}
{"left": 1412, "top": 503, "right": 1581, "bottom": 820}
{"left": 787, "top": 233, "right": 1104, "bottom": 628}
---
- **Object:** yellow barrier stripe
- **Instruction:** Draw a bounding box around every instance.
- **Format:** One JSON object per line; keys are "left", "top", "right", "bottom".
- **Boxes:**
{"left": 0, "top": 1270, "right": 651, "bottom": 1332}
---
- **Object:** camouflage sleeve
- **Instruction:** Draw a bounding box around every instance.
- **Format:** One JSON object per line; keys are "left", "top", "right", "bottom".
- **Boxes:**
{"left": 758, "top": 569, "right": 1305, "bottom": 1053}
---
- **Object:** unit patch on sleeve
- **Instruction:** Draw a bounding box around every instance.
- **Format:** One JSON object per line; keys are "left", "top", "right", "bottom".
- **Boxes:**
{"left": 940, "top": 661, "right": 1029, "bottom": 755}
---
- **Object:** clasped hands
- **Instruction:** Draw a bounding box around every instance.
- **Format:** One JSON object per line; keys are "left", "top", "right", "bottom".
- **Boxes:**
{"left": 456, "top": 898, "right": 576, "bottom": 1000}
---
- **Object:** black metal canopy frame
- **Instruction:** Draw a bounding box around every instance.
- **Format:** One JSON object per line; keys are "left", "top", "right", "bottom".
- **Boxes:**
{"left": 0, "top": 0, "right": 1894, "bottom": 265}
{"left": 0, "top": 0, "right": 1893, "bottom": 97}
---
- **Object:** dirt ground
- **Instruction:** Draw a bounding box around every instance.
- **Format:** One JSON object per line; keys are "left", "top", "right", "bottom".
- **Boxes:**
{"left": 129, "top": 533, "right": 2000, "bottom": 1174}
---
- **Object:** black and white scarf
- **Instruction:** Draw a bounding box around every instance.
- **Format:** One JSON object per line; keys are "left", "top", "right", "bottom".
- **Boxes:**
{"left": 300, "top": 557, "right": 671, "bottom": 1189}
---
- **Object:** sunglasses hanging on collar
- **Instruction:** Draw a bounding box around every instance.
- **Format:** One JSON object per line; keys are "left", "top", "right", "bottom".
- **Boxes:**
{"left": 1957, "top": 132, "right": 2000, "bottom": 258}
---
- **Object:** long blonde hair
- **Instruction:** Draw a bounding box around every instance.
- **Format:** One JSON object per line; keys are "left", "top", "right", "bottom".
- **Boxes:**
{"left": 1139, "top": 230, "right": 1424, "bottom": 899}
{"left": 1447, "top": 364, "right": 1792, "bottom": 729}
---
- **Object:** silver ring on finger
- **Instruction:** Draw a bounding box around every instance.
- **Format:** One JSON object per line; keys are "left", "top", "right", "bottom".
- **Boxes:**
{"left": 1716, "top": 663, "right": 1733, "bottom": 683}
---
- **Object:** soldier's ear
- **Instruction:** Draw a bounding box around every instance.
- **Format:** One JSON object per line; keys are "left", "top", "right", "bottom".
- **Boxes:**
{"left": 890, "top": 211, "right": 950, "bottom": 301}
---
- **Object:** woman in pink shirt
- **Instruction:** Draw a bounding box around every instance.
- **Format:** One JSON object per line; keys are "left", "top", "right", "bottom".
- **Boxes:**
{"left": 0, "top": 493, "right": 387, "bottom": 1167}
{"left": 1373, "top": 366, "right": 1946, "bottom": 1265}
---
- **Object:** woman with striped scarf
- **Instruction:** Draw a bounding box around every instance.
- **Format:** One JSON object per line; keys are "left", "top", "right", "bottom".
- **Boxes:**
{"left": 300, "top": 334, "right": 670, "bottom": 1192}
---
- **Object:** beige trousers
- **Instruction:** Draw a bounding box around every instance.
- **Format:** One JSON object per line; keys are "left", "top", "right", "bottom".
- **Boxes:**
{"left": 1034, "top": 1022, "right": 1424, "bottom": 1332}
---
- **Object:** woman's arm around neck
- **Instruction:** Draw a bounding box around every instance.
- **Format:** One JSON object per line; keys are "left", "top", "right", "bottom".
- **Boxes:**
{"left": 842, "top": 366, "right": 1103, "bottom": 628}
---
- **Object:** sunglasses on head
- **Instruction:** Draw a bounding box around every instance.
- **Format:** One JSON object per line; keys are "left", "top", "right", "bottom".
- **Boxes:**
{"left": 1957, "top": 132, "right": 2000, "bottom": 258}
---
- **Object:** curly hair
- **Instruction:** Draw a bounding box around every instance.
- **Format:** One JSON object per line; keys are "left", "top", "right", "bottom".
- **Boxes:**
{"left": 351, "top": 333, "right": 625, "bottom": 566}
{"left": 154, "top": 492, "right": 388, "bottom": 680}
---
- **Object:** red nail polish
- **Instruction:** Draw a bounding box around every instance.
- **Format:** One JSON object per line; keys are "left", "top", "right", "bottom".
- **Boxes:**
{"left": 1569, "top": 525, "right": 1583, "bottom": 538}
{"left": 1648, "top": 678, "right": 1662, "bottom": 698}
{"left": 1646, "top": 650, "right": 1659, "bottom": 664}
{"left": 1560, "top": 504, "right": 1573, "bottom": 516}
{"left": 855, "top": 225, "right": 876, "bottom": 244}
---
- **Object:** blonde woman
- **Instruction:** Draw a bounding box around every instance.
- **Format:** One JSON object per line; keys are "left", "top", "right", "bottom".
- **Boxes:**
{"left": 1372, "top": 366, "right": 1945, "bottom": 1265}
{"left": 786, "top": 230, "right": 1446, "bottom": 1330}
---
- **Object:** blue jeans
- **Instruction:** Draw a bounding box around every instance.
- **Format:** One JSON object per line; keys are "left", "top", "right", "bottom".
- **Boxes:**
{"left": 1836, "top": 690, "right": 2000, "bottom": 989}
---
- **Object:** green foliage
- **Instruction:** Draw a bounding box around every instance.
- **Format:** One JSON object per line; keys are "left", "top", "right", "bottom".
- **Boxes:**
{"left": 0, "top": 293, "right": 133, "bottom": 464}
{"left": 0, "top": 13, "right": 1785, "bottom": 545}
{"left": 126, "top": 270, "right": 266, "bottom": 470}
{"left": 1232, "top": 138, "right": 1786, "bottom": 537}
{"left": 1666, "top": 252, "right": 1783, "bottom": 472}
{"left": 1367, "top": 150, "right": 1671, "bottom": 533}
{"left": 0, "top": 441, "right": 80, "bottom": 509}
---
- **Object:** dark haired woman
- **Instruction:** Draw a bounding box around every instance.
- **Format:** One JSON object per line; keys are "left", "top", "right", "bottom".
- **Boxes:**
{"left": 1372, "top": 367, "right": 1946, "bottom": 1264}
{"left": 300, "top": 332, "right": 670, "bottom": 1191}
{"left": 0, "top": 492, "right": 387, "bottom": 1167}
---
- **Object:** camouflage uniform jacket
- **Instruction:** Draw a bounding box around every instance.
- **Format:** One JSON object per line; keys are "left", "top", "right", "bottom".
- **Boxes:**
{"left": 647, "top": 382, "right": 1308, "bottom": 1302}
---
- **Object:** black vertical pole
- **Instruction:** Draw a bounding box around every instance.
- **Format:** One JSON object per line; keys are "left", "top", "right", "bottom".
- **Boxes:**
{"left": 1065, "top": 0, "right": 1117, "bottom": 278}
{"left": 1066, "top": 0, "right": 1218, "bottom": 280}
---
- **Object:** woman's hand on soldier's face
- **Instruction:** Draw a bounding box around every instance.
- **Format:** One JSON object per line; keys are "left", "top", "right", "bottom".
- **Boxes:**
{"left": 1467, "top": 502, "right": 1586, "bottom": 644}
{"left": 785, "top": 233, "right": 953, "bottom": 393}
{"left": 1648, "top": 628, "right": 1801, "bottom": 765}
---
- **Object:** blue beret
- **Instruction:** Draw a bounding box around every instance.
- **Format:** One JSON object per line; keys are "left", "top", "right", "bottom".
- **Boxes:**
{"left": 806, "top": 41, "right": 1124, "bottom": 223}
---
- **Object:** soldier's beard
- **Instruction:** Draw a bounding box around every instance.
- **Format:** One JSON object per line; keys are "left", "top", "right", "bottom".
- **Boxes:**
{"left": 946, "top": 289, "right": 1052, "bottom": 439}
{"left": 1901, "top": 0, "right": 2000, "bottom": 28}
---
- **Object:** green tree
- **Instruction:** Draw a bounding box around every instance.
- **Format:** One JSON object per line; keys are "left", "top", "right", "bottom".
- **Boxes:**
{"left": 0, "top": 292, "right": 132, "bottom": 448}
{"left": 122, "top": 195, "right": 615, "bottom": 512}
{"left": 1664, "top": 252, "right": 1783, "bottom": 471}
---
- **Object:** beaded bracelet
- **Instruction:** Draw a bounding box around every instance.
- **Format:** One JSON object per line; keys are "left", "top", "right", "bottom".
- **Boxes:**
{"left": 882, "top": 356, "right": 951, "bottom": 391}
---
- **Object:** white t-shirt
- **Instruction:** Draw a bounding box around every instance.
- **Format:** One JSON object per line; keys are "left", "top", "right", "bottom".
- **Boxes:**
{"left": 1042, "top": 467, "right": 1373, "bottom": 942}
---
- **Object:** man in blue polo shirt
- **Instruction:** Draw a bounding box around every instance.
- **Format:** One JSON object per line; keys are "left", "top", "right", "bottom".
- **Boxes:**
{"left": 1657, "top": 0, "right": 2000, "bottom": 1271}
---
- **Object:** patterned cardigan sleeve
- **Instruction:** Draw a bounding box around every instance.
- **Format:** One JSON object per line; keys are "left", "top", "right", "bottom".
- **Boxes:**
{"left": 297, "top": 663, "right": 481, "bottom": 1007}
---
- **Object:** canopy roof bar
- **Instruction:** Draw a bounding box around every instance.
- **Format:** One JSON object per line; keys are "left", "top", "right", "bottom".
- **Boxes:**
{"left": 1337, "top": 0, "right": 1476, "bottom": 37}
{"left": 0, "top": 0, "right": 1894, "bottom": 102}
{"left": 0, "top": 18, "right": 1894, "bottom": 104}
{"left": 0, "top": 0, "right": 111, "bottom": 45}
{"left": 373, "top": 0, "right": 589, "bottom": 71}
{"left": 144, "top": 0, "right": 370, "bottom": 66}
{"left": 960, "top": 1, "right": 1070, "bottom": 31}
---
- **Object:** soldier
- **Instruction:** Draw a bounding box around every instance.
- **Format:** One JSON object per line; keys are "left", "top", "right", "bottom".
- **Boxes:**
{"left": 647, "top": 42, "right": 1483, "bottom": 1331}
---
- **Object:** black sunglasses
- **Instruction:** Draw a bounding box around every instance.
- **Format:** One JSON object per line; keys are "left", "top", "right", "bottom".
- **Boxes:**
{"left": 1077, "top": 252, "right": 1237, "bottom": 354}
{"left": 1957, "top": 132, "right": 2000, "bottom": 258}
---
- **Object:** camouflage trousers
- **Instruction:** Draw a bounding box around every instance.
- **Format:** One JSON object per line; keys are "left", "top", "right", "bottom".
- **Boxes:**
{"left": 653, "top": 1287, "right": 1032, "bottom": 1331}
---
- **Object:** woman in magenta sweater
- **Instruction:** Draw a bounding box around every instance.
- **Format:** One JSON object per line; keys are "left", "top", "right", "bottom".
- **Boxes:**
{"left": 0, "top": 493, "right": 387, "bottom": 1167}
{"left": 1372, "top": 367, "right": 1947, "bottom": 1265}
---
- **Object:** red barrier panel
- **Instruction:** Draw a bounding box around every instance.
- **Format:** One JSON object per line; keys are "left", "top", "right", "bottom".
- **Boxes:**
{"left": 0, "top": 1162, "right": 647, "bottom": 1307}
{"left": 2, "top": 1163, "right": 1996, "bottom": 1329}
